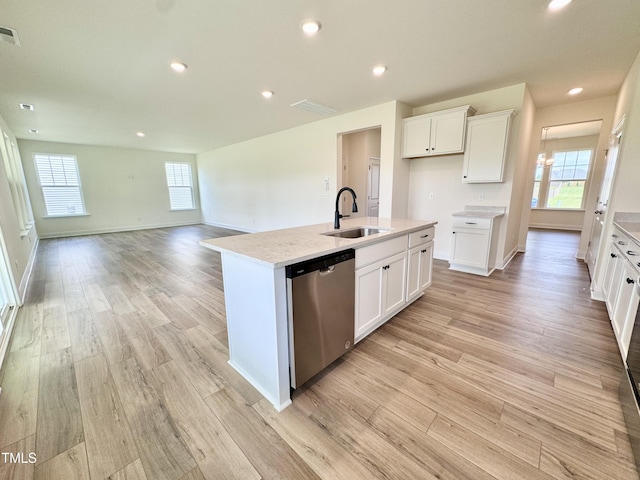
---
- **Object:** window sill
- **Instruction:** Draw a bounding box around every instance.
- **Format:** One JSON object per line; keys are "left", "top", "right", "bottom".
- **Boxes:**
{"left": 531, "top": 208, "right": 585, "bottom": 212}
{"left": 42, "top": 213, "right": 90, "bottom": 219}
{"left": 169, "top": 208, "right": 198, "bottom": 212}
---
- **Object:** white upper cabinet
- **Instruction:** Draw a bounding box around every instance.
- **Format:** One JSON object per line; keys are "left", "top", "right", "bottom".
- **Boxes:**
{"left": 402, "top": 105, "right": 476, "bottom": 158}
{"left": 462, "top": 109, "right": 516, "bottom": 183}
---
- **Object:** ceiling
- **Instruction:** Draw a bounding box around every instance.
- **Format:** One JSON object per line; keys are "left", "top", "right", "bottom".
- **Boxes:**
{"left": 1, "top": 0, "right": 639, "bottom": 155}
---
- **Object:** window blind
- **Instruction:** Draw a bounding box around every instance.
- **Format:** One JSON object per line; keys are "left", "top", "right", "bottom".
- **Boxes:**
{"left": 34, "top": 154, "right": 86, "bottom": 216}
{"left": 165, "top": 162, "right": 194, "bottom": 210}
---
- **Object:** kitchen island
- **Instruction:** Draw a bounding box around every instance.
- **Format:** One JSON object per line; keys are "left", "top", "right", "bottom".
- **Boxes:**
{"left": 200, "top": 217, "right": 437, "bottom": 410}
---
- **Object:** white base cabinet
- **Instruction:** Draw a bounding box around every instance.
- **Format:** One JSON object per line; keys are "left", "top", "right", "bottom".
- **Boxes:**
{"left": 605, "top": 226, "right": 640, "bottom": 359}
{"left": 406, "top": 236, "right": 434, "bottom": 302}
{"left": 449, "top": 216, "right": 500, "bottom": 276}
{"left": 355, "top": 227, "right": 434, "bottom": 342}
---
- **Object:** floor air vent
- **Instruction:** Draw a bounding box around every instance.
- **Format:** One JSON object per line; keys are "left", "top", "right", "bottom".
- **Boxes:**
{"left": 0, "top": 26, "right": 20, "bottom": 46}
{"left": 290, "top": 99, "right": 337, "bottom": 115}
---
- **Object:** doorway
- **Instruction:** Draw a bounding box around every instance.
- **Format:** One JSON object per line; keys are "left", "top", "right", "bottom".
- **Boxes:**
{"left": 338, "top": 127, "right": 381, "bottom": 219}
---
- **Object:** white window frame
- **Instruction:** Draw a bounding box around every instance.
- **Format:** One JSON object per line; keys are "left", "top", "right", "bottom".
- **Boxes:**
{"left": 165, "top": 162, "right": 195, "bottom": 210}
{"left": 532, "top": 148, "right": 593, "bottom": 211}
{"left": 0, "top": 131, "right": 34, "bottom": 235}
{"left": 33, "top": 153, "right": 87, "bottom": 217}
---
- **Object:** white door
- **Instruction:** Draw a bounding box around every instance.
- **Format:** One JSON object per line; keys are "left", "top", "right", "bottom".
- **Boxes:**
{"left": 587, "top": 120, "right": 623, "bottom": 277}
{"left": 367, "top": 158, "right": 380, "bottom": 217}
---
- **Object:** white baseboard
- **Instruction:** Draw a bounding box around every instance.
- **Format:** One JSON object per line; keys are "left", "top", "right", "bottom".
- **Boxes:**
{"left": 38, "top": 221, "right": 202, "bottom": 239}
{"left": 0, "top": 304, "right": 19, "bottom": 374}
{"left": 202, "top": 220, "right": 255, "bottom": 233}
{"left": 496, "top": 245, "right": 519, "bottom": 270}
{"left": 18, "top": 237, "right": 39, "bottom": 304}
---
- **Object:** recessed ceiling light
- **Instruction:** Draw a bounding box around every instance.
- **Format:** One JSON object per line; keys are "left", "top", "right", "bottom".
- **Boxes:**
{"left": 568, "top": 87, "right": 583, "bottom": 95}
{"left": 301, "top": 19, "right": 321, "bottom": 35}
{"left": 548, "top": 0, "right": 572, "bottom": 11}
{"left": 169, "top": 61, "right": 188, "bottom": 73}
{"left": 372, "top": 65, "right": 387, "bottom": 76}
{"left": 261, "top": 90, "right": 274, "bottom": 99}
{"left": 19, "top": 103, "right": 34, "bottom": 111}
{"left": 136, "top": 132, "right": 146, "bottom": 137}
{"left": 29, "top": 129, "right": 38, "bottom": 134}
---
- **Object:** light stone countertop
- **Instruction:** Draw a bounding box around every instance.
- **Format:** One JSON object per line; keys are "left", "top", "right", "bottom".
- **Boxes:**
{"left": 200, "top": 217, "right": 437, "bottom": 268}
{"left": 614, "top": 212, "right": 640, "bottom": 247}
{"left": 452, "top": 205, "right": 506, "bottom": 219}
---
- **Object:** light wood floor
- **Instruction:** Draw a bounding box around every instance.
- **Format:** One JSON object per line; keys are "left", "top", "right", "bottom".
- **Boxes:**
{"left": 0, "top": 225, "right": 638, "bottom": 479}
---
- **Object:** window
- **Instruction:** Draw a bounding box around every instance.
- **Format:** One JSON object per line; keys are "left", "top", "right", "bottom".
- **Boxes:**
{"left": 165, "top": 162, "right": 194, "bottom": 210}
{"left": 0, "top": 130, "right": 34, "bottom": 233}
{"left": 531, "top": 149, "right": 593, "bottom": 210}
{"left": 34, "top": 154, "right": 86, "bottom": 216}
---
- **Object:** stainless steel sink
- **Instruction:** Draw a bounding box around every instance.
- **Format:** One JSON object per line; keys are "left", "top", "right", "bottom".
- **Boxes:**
{"left": 322, "top": 227, "right": 388, "bottom": 239}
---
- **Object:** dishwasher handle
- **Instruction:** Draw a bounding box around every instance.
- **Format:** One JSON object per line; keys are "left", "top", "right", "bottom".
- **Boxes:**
{"left": 286, "top": 249, "right": 355, "bottom": 278}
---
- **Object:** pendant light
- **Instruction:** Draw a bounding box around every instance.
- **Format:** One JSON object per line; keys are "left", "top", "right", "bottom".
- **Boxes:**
{"left": 537, "top": 127, "right": 555, "bottom": 168}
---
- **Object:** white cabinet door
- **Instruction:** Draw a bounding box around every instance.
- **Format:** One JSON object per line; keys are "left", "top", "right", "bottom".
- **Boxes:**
{"left": 605, "top": 247, "right": 625, "bottom": 318}
{"left": 355, "top": 251, "right": 407, "bottom": 341}
{"left": 430, "top": 109, "right": 468, "bottom": 155}
{"left": 451, "top": 229, "right": 490, "bottom": 269}
{"left": 401, "top": 105, "right": 474, "bottom": 158}
{"left": 406, "top": 242, "right": 433, "bottom": 302}
{"left": 462, "top": 110, "right": 514, "bottom": 183}
{"left": 402, "top": 116, "right": 431, "bottom": 158}
{"left": 613, "top": 259, "right": 639, "bottom": 358}
{"left": 605, "top": 245, "right": 624, "bottom": 316}
{"left": 355, "top": 260, "right": 384, "bottom": 339}
{"left": 383, "top": 252, "right": 407, "bottom": 316}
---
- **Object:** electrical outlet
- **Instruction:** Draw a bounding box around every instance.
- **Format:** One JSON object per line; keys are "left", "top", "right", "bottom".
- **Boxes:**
{"left": 324, "top": 177, "right": 330, "bottom": 191}
{"left": 429, "top": 192, "right": 434, "bottom": 200}
{"left": 479, "top": 193, "right": 485, "bottom": 201}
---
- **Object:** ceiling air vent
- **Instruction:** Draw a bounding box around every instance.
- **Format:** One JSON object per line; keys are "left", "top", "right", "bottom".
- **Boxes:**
{"left": 0, "top": 26, "right": 20, "bottom": 46}
{"left": 290, "top": 99, "right": 337, "bottom": 115}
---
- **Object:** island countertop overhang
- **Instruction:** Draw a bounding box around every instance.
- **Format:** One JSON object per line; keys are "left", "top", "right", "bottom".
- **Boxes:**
{"left": 199, "top": 217, "right": 438, "bottom": 268}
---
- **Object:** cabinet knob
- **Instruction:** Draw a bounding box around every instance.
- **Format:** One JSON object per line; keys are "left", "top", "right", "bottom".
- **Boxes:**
{"left": 612, "top": 234, "right": 618, "bottom": 238}
{"left": 627, "top": 250, "right": 638, "bottom": 256}
{"left": 611, "top": 253, "right": 617, "bottom": 258}
{"left": 627, "top": 278, "right": 635, "bottom": 284}
{"left": 595, "top": 210, "right": 603, "bottom": 215}
{"left": 619, "top": 241, "right": 627, "bottom": 245}
{"left": 421, "top": 249, "right": 427, "bottom": 254}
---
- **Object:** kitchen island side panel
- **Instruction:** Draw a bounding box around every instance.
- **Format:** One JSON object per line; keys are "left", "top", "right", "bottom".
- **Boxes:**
{"left": 220, "top": 253, "right": 291, "bottom": 410}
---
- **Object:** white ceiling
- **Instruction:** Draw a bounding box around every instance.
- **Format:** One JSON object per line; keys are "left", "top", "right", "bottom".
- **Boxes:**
{"left": 1, "top": 0, "right": 639, "bottom": 154}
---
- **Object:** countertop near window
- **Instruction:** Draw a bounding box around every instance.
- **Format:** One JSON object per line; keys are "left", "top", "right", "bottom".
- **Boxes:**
{"left": 614, "top": 212, "right": 640, "bottom": 247}
{"left": 452, "top": 205, "right": 506, "bottom": 218}
{"left": 199, "top": 217, "right": 437, "bottom": 268}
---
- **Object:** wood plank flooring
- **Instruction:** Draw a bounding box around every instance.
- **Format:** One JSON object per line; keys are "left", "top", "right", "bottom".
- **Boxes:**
{"left": 0, "top": 225, "right": 638, "bottom": 479}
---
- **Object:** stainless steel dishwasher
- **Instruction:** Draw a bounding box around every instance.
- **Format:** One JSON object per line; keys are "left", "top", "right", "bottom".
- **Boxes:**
{"left": 286, "top": 249, "right": 355, "bottom": 388}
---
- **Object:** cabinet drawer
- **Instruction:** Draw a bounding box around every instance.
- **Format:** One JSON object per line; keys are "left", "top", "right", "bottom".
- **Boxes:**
{"left": 356, "top": 235, "right": 407, "bottom": 269}
{"left": 408, "top": 227, "right": 435, "bottom": 248}
{"left": 452, "top": 217, "right": 492, "bottom": 230}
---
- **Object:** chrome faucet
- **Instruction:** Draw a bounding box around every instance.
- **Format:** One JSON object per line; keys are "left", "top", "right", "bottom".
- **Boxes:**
{"left": 334, "top": 187, "right": 358, "bottom": 229}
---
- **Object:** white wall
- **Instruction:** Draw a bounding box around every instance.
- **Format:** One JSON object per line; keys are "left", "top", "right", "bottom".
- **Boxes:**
{"left": 592, "top": 50, "right": 640, "bottom": 294}
{"left": 518, "top": 96, "right": 617, "bottom": 258}
{"left": 18, "top": 140, "right": 201, "bottom": 238}
{"left": 0, "top": 114, "right": 39, "bottom": 300}
{"left": 197, "top": 101, "right": 406, "bottom": 232}
{"left": 407, "top": 84, "right": 531, "bottom": 263}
